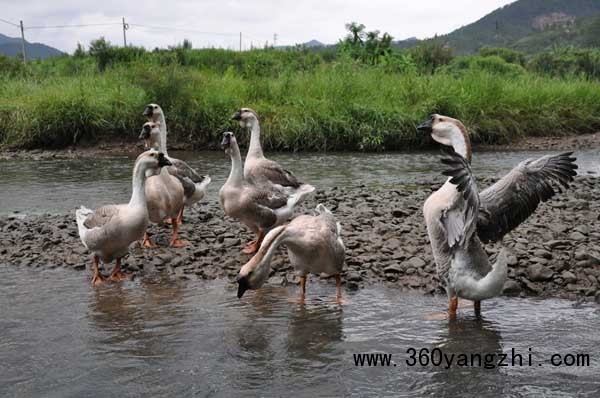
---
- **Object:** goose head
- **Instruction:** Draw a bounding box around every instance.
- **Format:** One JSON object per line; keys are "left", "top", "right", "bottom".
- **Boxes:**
{"left": 236, "top": 226, "right": 287, "bottom": 298}
{"left": 139, "top": 121, "right": 161, "bottom": 150}
{"left": 142, "top": 103, "right": 163, "bottom": 122}
{"left": 135, "top": 149, "right": 172, "bottom": 177}
{"left": 221, "top": 131, "right": 237, "bottom": 156}
{"left": 417, "top": 114, "right": 471, "bottom": 161}
{"left": 232, "top": 107, "right": 259, "bottom": 129}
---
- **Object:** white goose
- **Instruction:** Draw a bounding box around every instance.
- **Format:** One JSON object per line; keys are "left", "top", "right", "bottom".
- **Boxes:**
{"left": 418, "top": 114, "right": 577, "bottom": 317}
{"left": 76, "top": 150, "right": 171, "bottom": 285}
{"left": 142, "top": 104, "right": 211, "bottom": 223}
{"left": 219, "top": 132, "right": 314, "bottom": 254}
{"left": 236, "top": 204, "right": 346, "bottom": 303}
{"left": 232, "top": 108, "right": 313, "bottom": 194}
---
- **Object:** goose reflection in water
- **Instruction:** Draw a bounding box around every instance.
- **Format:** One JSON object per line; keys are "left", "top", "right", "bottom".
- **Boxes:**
{"left": 426, "top": 318, "right": 505, "bottom": 397}
{"left": 87, "top": 274, "right": 186, "bottom": 359}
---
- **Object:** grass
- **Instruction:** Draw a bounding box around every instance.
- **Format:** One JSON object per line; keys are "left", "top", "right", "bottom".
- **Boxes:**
{"left": 2, "top": 48, "right": 600, "bottom": 151}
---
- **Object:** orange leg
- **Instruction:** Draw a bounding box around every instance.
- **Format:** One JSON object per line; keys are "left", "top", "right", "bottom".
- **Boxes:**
{"left": 108, "top": 258, "right": 133, "bottom": 282}
{"left": 91, "top": 255, "right": 105, "bottom": 286}
{"left": 243, "top": 231, "right": 264, "bottom": 254}
{"left": 335, "top": 274, "right": 345, "bottom": 304}
{"left": 449, "top": 296, "right": 458, "bottom": 319}
{"left": 474, "top": 300, "right": 481, "bottom": 317}
{"left": 142, "top": 232, "right": 157, "bottom": 248}
{"left": 170, "top": 218, "right": 190, "bottom": 247}
{"left": 299, "top": 275, "right": 307, "bottom": 303}
{"left": 176, "top": 206, "right": 185, "bottom": 224}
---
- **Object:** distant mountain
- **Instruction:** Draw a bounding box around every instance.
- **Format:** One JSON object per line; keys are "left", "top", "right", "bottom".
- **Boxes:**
{"left": 0, "top": 33, "right": 64, "bottom": 59}
{"left": 443, "top": 0, "right": 600, "bottom": 53}
{"left": 396, "top": 0, "right": 600, "bottom": 54}
{"left": 302, "top": 39, "right": 325, "bottom": 48}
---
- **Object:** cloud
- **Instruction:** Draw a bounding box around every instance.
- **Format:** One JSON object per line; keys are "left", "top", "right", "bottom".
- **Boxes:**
{"left": 0, "top": 0, "right": 515, "bottom": 53}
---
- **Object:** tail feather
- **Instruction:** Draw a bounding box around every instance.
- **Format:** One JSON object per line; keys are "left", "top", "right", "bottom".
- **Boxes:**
{"left": 75, "top": 205, "right": 93, "bottom": 248}
{"left": 453, "top": 248, "right": 509, "bottom": 301}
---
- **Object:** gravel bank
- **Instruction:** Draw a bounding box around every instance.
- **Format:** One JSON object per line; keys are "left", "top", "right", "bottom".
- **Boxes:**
{"left": 1, "top": 177, "right": 598, "bottom": 302}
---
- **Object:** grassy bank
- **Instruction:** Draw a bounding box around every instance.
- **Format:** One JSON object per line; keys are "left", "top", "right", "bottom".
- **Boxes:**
{"left": 2, "top": 44, "right": 600, "bottom": 151}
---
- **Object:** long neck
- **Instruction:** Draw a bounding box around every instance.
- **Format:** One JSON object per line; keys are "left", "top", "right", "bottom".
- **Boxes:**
{"left": 450, "top": 127, "right": 472, "bottom": 163}
{"left": 157, "top": 112, "right": 168, "bottom": 156}
{"left": 247, "top": 119, "right": 264, "bottom": 158}
{"left": 226, "top": 142, "right": 244, "bottom": 187}
{"left": 254, "top": 225, "right": 289, "bottom": 272}
{"left": 129, "top": 162, "right": 149, "bottom": 208}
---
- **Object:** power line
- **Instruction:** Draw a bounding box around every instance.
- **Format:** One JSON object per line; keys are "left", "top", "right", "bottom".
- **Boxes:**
{"left": 25, "top": 22, "right": 121, "bottom": 30}
{"left": 0, "top": 17, "right": 19, "bottom": 27}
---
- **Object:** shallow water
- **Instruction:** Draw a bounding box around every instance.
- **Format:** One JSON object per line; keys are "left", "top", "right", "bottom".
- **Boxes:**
{"left": 0, "top": 267, "right": 599, "bottom": 397}
{"left": 0, "top": 149, "right": 598, "bottom": 215}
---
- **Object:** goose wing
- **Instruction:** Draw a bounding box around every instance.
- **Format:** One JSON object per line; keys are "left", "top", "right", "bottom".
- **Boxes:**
{"left": 249, "top": 159, "right": 301, "bottom": 188}
{"left": 476, "top": 152, "right": 577, "bottom": 243}
{"left": 439, "top": 148, "right": 480, "bottom": 250}
{"left": 83, "top": 205, "right": 121, "bottom": 229}
{"left": 168, "top": 158, "right": 205, "bottom": 183}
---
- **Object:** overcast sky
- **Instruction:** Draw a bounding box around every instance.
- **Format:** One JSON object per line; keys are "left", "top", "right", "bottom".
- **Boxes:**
{"left": 1, "top": 0, "right": 515, "bottom": 53}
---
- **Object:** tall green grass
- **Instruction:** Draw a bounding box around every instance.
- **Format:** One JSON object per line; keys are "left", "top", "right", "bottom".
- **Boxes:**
{"left": 2, "top": 50, "right": 600, "bottom": 150}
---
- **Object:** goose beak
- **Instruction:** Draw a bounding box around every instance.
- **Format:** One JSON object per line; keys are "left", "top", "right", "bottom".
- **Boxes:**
{"left": 221, "top": 133, "right": 232, "bottom": 149}
{"left": 142, "top": 106, "right": 153, "bottom": 117}
{"left": 157, "top": 153, "right": 172, "bottom": 167}
{"left": 236, "top": 275, "right": 249, "bottom": 299}
{"left": 417, "top": 118, "right": 433, "bottom": 133}
{"left": 231, "top": 110, "right": 242, "bottom": 121}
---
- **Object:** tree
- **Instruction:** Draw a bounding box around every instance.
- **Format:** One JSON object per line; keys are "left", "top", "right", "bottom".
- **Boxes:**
{"left": 345, "top": 22, "right": 366, "bottom": 45}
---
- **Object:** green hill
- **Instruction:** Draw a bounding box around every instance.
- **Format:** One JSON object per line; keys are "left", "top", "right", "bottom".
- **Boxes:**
{"left": 0, "top": 33, "right": 64, "bottom": 59}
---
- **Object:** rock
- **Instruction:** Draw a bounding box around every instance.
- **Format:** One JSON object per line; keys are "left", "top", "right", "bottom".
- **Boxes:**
{"left": 527, "top": 263, "right": 554, "bottom": 282}
{"left": 407, "top": 256, "right": 426, "bottom": 268}
{"left": 384, "top": 264, "right": 404, "bottom": 273}
{"left": 569, "top": 232, "right": 586, "bottom": 242}
{"left": 223, "top": 238, "right": 241, "bottom": 248}
{"left": 502, "top": 280, "right": 522, "bottom": 295}
{"left": 346, "top": 272, "right": 362, "bottom": 282}
{"left": 561, "top": 271, "right": 578, "bottom": 284}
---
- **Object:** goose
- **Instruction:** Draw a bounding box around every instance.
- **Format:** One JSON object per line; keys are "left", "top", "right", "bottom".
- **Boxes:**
{"left": 417, "top": 114, "right": 577, "bottom": 318}
{"left": 142, "top": 104, "right": 211, "bottom": 223}
{"left": 219, "top": 132, "right": 315, "bottom": 254}
{"left": 76, "top": 150, "right": 172, "bottom": 285}
{"left": 140, "top": 123, "right": 188, "bottom": 248}
{"left": 236, "top": 204, "right": 346, "bottom": 303}
{"left": 232, "top": 108, "right": 314, "bottom": 194}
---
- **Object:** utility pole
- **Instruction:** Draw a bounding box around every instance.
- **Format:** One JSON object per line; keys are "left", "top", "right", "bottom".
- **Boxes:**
{"left": 239, "top": 32, "right": 242, "bottom": 51}
{"left": 19, "top": 20, "right": 26, "bottom": 64}
{"left": 122, "top": 17, "right": 129, "bottom": 47}
{"left": 273, "top": 33, "right": 278, "bottom": 47}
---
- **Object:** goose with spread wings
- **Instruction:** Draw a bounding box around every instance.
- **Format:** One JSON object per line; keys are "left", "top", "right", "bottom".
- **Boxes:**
{"left": 417, "top": 114, "right": 577, "bottom": 317}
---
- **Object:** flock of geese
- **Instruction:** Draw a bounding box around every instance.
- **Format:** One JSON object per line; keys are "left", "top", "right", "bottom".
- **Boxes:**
{"left": 76, "top": 104, "right": 578, "bottom": 316}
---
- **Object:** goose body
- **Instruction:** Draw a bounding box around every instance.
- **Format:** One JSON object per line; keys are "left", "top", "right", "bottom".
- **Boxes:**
{"left": 236, "top": 204, "right": 345, "bottom": 301}
{"left": 418, "top": 114, "right": 577, "bottom": 317}
{"left": 219, "top": 132, "right": 314, "bottom": 254}
{"left": 76, "top": 150, "right": 171, "bottom": 285}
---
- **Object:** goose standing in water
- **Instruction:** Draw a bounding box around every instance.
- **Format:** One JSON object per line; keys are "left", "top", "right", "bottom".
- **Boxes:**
{"left": 236, "top": 204, "right": 346, "bottom": 303}
{"left": 142, "top": 103, "right": 211, "bottom": 223}
{"left": 76, "top": 150, "right": 171, "bottom": 285}
{"left": 219, "top": 132, "right": 314, "bottom": 254}
{"left": 232, "top": 108, "right": 314, "bottom": 193}
{"left": 417, "top": 114, "right": 577, "bottom": 317}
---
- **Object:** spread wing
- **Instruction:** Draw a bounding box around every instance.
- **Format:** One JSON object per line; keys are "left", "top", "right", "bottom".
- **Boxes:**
{"left": 440, "top": 148, "right": 480, "bottom": 250}
{"left": 477, "top": 152, "right": 577, "bottom": 243}
{"left": 83, "top": 205, "right": 121, "bottom": 229}
{"left": 248, "top": 159, "right": 301, "bottom": 188}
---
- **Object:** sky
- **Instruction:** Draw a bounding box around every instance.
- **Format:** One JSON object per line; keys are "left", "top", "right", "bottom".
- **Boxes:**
{"left": 0, "top": 0, "right": 515, "bottom": 53}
